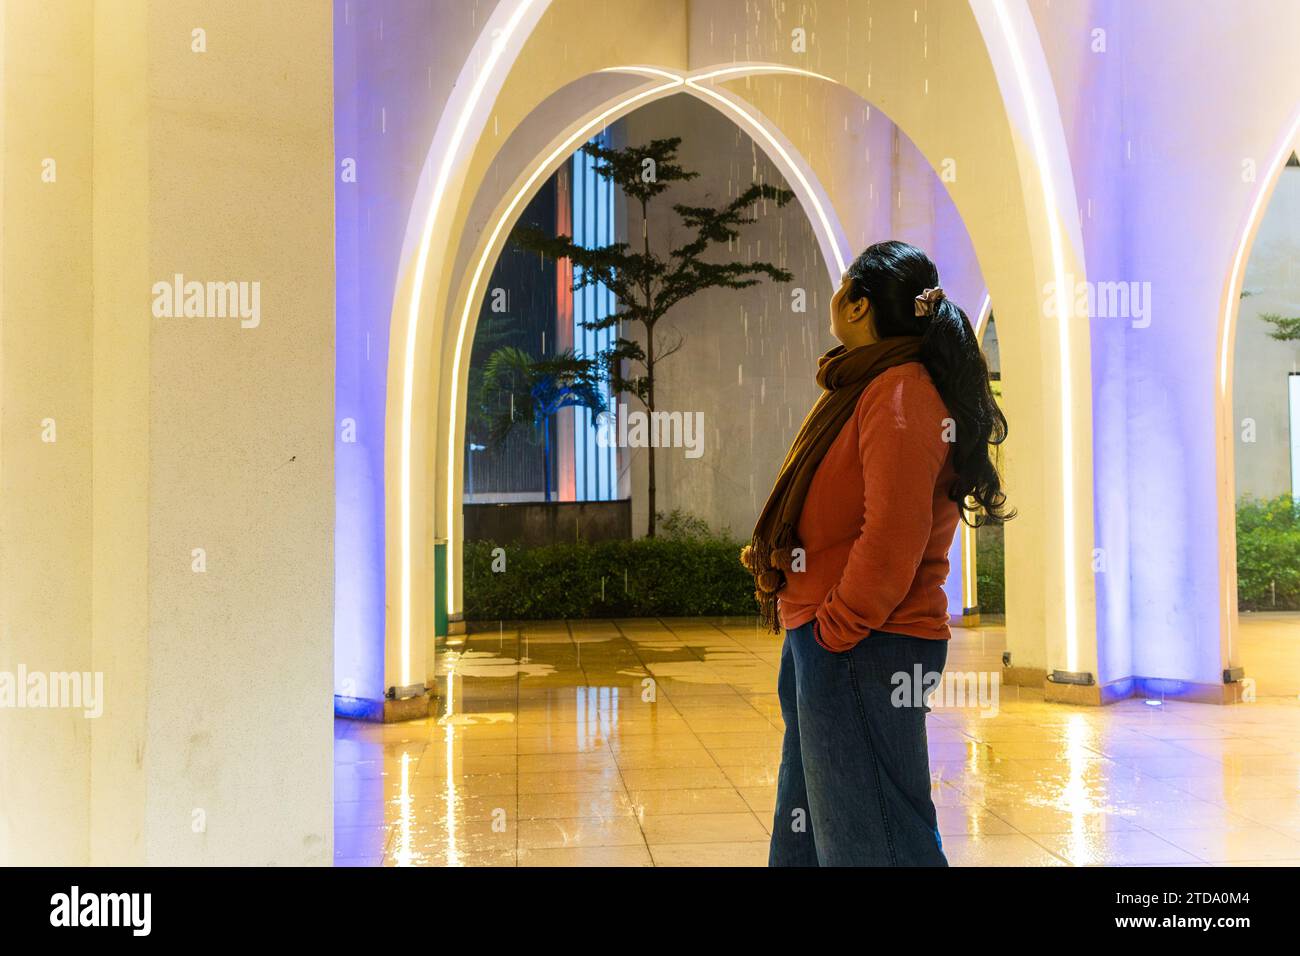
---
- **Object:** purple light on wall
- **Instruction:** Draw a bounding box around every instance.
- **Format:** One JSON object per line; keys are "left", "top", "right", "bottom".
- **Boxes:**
{"left": 1036, "top": 0, "right": 1229, "bottom": 691}
{"left": 331, "top": 1, "right": 496, "bottom": 709}
{"left": 333, "top": 1, "right": 387, "bottom": 707}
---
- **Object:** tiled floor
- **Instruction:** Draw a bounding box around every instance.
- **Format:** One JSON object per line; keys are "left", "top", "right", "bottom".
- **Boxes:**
{"left": 334, "top": 616, "right": 1300, "bottom": 866}
{"left": 1236, "top": 611, "right": 1300, "bottom": 698}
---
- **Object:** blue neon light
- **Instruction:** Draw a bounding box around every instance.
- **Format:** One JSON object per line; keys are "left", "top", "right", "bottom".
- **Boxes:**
{"left": 572, "top": 135, "right": 618, "bottom": 501}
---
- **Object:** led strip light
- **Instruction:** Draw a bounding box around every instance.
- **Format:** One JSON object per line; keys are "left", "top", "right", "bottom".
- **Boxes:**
{"left": 398, "top": 0, "right": 542, "bottom": 685}
{"left": 992, "top": 0, "right": 1080, "bottom": 670}
{"left": 1216, "top": 109, "right": 1300, "bottom": 656}
{"left": 1219, "top": 112, "right": 1300, "bottom": 393}
{"left": 965, "top": 293, "right": 994, "bottom": 611}
{"left": 442, "top": 73, "right": 684, "bottom": 631}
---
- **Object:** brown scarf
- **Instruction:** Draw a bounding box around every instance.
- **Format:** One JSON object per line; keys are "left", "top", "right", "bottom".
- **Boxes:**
{"left": 741, "top": 336, "right": 924, "bottom": 631}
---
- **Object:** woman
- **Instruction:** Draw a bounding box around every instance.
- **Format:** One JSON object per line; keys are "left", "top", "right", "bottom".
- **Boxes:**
{"left": 742, "top": 240, "right": 1010, "bottom": 867}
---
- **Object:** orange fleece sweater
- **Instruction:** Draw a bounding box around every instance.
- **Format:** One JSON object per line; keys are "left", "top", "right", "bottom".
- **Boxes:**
{"left": 777, "top": 362, "right": 960, "bottom": 650}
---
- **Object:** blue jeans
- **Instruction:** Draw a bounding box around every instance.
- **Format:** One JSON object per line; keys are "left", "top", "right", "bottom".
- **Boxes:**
{"left": 769, "top": 621, "right": 949, "bottom": 866}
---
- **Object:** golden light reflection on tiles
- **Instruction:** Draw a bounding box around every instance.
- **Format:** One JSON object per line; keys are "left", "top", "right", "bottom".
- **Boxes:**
{"left": 333, "top": 617, "right": 1300, "bottom": 866}
{"left": 390, "top": 751, "right": 415, "bottom": 866}
{"left": 441, "top": 718, "right": 461, "bottom": 867}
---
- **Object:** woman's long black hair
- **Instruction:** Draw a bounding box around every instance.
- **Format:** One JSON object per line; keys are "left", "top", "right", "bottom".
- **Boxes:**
{"left": 846, "top": 240, "right": 1013, "bottom": 526}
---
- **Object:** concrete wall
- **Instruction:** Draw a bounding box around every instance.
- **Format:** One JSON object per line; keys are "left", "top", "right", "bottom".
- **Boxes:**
{"left": 1234, "top": 166, "right": 1300, "bottom": 501}
{"left": 1, "top": 0, "right": 335, "bottom": 866}
{"left": 464, "top": 500, "right": 631, "bottom": 548}
{"left": 137, "top": 0, "right": 335, "bottom": 867}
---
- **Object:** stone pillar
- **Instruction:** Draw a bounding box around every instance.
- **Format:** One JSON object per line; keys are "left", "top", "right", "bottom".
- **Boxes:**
{"left": 0, "top": 0, "right": 96, "bottom": 866}
{"left": 1, "top": 0, "right": 336, "bottom": 865}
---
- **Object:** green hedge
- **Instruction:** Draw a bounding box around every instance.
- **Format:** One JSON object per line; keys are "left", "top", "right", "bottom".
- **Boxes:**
{"left": 970, "top": 496, "right": 1300, "bottom": 614}
{"left": 1236, "top": 495, "right": 1300, "bottom": 610}
{"left": 975, "top": 523, "right": 1005, "bottom": 615}
{"left": 462, "top": 496, "right": 1300, "bottom": 619}
{"left": 463, "top": 537, "right": 755, "bottom": 619}
{"left": 465, "top": 531, "right": 1008, "bottom": 621}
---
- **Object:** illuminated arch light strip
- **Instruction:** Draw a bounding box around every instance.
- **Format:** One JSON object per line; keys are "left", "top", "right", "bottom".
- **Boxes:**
{"left": 442, "top": 73, "right": 684, "bottom": 620}
{"left": 1216, "top": 110, "right": 1300, "bottom": 659}
{"left": 683, "top": 68, "right": 849, "bottom": 277}
{"left": 605, "top": 64, "right": 848, "bottom": 275}
{"left": 973, "top": 291, "right": 993, "bottom": 341}
{"left": 398, "top": 0, "right": 544, "bottom": 685}
{"left": 441, "top": 65, "right": 855, "bottom": 622}
{"left": 962, "top": 523, "right": 977, "bottom": 610}
{"left": 1218, "top": 111, "right": 1300, "bottom": 393}
{"left": 990, "top": 0, "right": 1080, "bottom": 670}
{"left": 963, "top": 293, "right": 994, "bottom": 613}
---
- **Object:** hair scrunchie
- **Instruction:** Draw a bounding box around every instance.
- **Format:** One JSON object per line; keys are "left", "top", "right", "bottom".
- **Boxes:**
{"left": 914, "top": 286, "right": 945, "bottom": 317}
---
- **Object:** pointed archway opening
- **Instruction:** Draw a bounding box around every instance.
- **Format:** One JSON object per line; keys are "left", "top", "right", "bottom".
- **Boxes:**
{"left": 444, "top": 87, "right": 993, "bottom": 645}
{"left": 1229, "top": 151, "right": 1300, "bottom": 698}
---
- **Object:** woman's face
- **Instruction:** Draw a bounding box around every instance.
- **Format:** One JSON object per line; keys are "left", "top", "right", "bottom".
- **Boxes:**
{"left": 829, "top": 274, "right": 874, "bottom": 347}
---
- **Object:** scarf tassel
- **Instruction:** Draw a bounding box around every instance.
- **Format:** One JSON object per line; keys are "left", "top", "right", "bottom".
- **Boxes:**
{"left": 742, "top": 523, "right": 796, "bottom": 634}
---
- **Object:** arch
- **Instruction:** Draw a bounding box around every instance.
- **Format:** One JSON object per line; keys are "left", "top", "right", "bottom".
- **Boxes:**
{"left": 1214, "top": 107, "right": 1300, "bottom": 667}
{"left": 380, "top": 0, "right": 1097, "bottom": 700}
{"left": 382, "top": 0, "right": 555, "bottom": 691}
{"left": 436, "top": 68, "right": 850, "bottom": 636}
{"left": 956, "top": 291, "right": 996, "bottom": 618}
{"left": 436, "top": 68, "right": 986, "bottom": 628}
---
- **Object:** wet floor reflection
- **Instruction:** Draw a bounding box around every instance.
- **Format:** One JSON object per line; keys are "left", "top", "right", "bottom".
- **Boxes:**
{"left": 334, "top": 617, "right": 1300, "bottom": 866}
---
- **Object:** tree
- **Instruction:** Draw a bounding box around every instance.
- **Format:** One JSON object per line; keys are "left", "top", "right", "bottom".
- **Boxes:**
{"left": 514, "top": 137, "right": 794, "bottom": 536}
{"left": 478, "top": 346, "right": 607, "bottom": 502}
{"left": 1260, "top": 312, "right": 1300, "bottom": 341}
{"left": 465, "top": 312, "right": 525, "bottom": 447}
